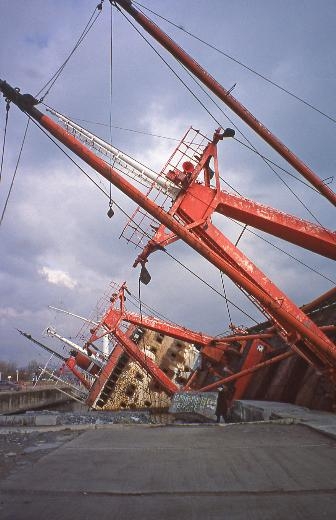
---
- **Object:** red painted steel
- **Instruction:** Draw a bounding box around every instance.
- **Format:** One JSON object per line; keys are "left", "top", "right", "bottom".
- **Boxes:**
{"left": 101, "top": 286, "right": 335, "bottom": 399}
{"left": 216, "top": 190, "right": 336, "bottom": 260}
{"left": 123, "top": 310, "right": 214, "bottom": 346}
{"left": 231, "top": 340, "right": 272, "bottom": 399}
{"left": 301, "top": 286, "right": 336, "bottom": 313}
{"left": 73, "top": 352, "right": 100, "bottom": 376}
{"left": 85, "top": 286, "right": 179, "bottom": 396}
{"left": 113, "top": 0, "right": 336, "bottom": 207}
{"left": 221, "top": 333, "right": 273, "bottom": 343}
{"left": 201, "top": 344, "right": 229, "bottom": 364}
{"left": 93, "top": 288, "right": 241, "bottom": 377}
{"left": 183, "top": 369, "right": 199, "bottom": 391}
{"left": 198, "top": 351, "right": 295, "bottom": 392}
{"left": 130, "top": 130, "right": 335, "bottom": 369}
{"left": 86, "top": 344, "right": 125, "bottom": 408}
{"left": 65, "top": 357, "right": 91, "bottom": 389}
{"left": 1, "top": 83, "right": 335, "bottom": 376}
{"left": 113, "top": 327, "right": 178, "bottom": 395}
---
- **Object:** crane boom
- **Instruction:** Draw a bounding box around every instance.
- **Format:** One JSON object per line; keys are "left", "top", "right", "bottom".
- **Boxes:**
{"left": 113, "top": 0, "right": 336, "bottom": 207}
{"left": 0, "top": 81, "right": 335, "bottom": 376}
{"left": 45, "top": 327, "right": 103, "bottom": 361}
{"left": 18, "top": 330, "right": 66, "bottom": 361}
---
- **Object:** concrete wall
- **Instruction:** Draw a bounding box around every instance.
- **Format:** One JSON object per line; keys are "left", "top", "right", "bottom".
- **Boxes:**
{"left": 0, "top": 386, "right": 70, "bottom": 414}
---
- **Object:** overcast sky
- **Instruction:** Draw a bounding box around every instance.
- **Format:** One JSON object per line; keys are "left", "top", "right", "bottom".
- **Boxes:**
{"left": 0, "top": 0, "right": 335, "bottom": 367}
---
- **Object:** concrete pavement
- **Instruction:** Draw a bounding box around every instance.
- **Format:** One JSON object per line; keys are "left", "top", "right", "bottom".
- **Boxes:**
{"left": 1, "top": 422, "right": 336, "bottom": 519}
{"left": 231, "top": 400, "right": 336, "bottom": 439}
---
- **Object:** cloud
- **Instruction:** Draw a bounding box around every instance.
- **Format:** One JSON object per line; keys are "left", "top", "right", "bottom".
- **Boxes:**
{"left": 0, "top": 307, "right": 29, "bottom": 320}
{"left": 39, "top": 267, "right": 77, "bottom": 289}
{"left": 0, "top": 0, "right": 335, "bottom": 366}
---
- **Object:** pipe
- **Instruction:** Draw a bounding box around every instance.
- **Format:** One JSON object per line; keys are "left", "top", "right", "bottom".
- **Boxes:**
{"left": 301, "top": 286, "right": 336, "bottom": 314}
{"left": 46, "top": 327, "right": 103, "bottom": 365}
{"left": 18, "top": 330, "right": 66, "bottom": 361}
{"left": 113, "top": 326, "right": 178, "bottom": 395}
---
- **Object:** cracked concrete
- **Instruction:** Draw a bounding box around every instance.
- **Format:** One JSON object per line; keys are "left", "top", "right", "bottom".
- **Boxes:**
{"left": 0, "top": 422, "right": 336, "bottom": 519}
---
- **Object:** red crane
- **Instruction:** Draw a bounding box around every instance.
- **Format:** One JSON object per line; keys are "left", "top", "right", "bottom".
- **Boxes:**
{"left": 0, "top": 79, "right": 335, "bottom": 385}
{"left": 112, "top": 0, "right": 336, "bottom": 208}
{"left": 1, "top": 2, "right": 335, "bottom": 405}
{"left": 83, "top": 283, "right": 336, "bottom": 402}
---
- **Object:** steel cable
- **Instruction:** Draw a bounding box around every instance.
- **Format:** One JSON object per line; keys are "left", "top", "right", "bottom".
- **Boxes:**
{"left": 36, "top": 2, "right": 104, "bottom": 102}
{"left": 116, "top": 3, "right": 331, "bottom": 230}
{"left": 0, "top": 119, "right": 30, "bottom": 227}
{"left": 0, "top": 100, "right": 10, "bottom": 184}
{"left": 133, "top": 0, "right": 336, "bottom": 126}
{"left": 28, "top": 115, "right": 334, "bottom": 344}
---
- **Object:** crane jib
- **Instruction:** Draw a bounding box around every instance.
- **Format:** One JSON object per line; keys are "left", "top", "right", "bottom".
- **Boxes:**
{"left": 112, "top": 0, "right": 336, "bottom": 207}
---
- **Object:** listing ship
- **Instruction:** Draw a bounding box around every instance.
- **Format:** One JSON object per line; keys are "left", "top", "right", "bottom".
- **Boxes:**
{"left": 3, "top": 0, "right": 335, "bottom": 414}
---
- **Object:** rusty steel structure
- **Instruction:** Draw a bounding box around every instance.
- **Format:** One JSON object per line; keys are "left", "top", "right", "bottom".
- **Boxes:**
{"left": 72, "top": 282, "right": 335, "bottom": 407}
{"left": 19, "top": 281, "right": 336, "bottom": 410}
{"left": 2, "top": 0, "right": 336, "bottom": 411}
{"left": 80, "top": 283, "right": 294, "bottom": 403}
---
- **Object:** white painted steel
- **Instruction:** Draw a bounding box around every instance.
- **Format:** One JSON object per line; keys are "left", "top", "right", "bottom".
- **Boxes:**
{"left": 46, "top": 108, "right": 180, "bottom": 197}
{"left": 45, "top": 326, "right": 103, "bottom": 366}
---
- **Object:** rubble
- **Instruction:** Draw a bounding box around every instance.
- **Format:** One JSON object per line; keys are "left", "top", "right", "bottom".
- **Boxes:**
{"left": 0, "top": 409, "right": 175, "bottom": 427}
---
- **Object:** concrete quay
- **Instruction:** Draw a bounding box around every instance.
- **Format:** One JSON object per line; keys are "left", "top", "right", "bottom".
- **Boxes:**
{"left": 231, "top": 400, "right": 336, "bottom": 439}
{"left": 1, "top": 421, "right": 336, "bottom": 520}
{"left": 0, "top": 386, "right": 70, "bottom": 415}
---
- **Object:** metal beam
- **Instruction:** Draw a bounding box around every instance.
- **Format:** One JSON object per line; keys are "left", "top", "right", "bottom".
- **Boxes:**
{"left": 198, "top": 351, "right": 295, "bottom": 392}
{"left": 113, "top": 0, "right": 336, "bottom": 206}
{"left": 1, "top": 82, "right": 335, "bottom": 369}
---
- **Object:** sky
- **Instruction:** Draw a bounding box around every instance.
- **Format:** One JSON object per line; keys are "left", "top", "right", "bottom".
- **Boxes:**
{"left": 0, "top": 0, "right": 335, "bottom": 367}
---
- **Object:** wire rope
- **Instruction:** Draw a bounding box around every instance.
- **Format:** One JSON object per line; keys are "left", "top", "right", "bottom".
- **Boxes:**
{"left": 0, "top": 119, "right": 30, "bottom": 227}
{"left": 0, "top": 100, "right": 10, "bottom": 184}
{"left": 28, "top": 114, "right": 334, "bottom": 345}
{"left": 133, "top": 1, "right": 336, "bottom": 126}
{"left": 66, "top": 118, "right": 183, "bottom": 141}
{"left": 94, "top": 18, "right": 334, "bottom": 328}
{"left": 39, "top": 106, "right": 334, "bottom": 285}
{"left": 232, "top": 137, "right": 322, "bottom": 193}
{"left": 107, "top": 2, "right": 115, "bottom": 215}
{"left": 116, "top": 6, "right": 330, "bottom": 231}
{"left": 116, "top": 8, "right": 223, "bottom": 127}
{"left": 137, "top": 277, "right": 154, "bottom": 403}
{"left": 28, "top": 114, "right": 262, "bottom": 324}
{"left": 226, "top": 216, "right": 335, "bottom": 285}
{"left": 175, "top": 61, "right": 330, "bottom": 230}
{"left": 50, "top": 115, "right": 325, "bottom": 194}
{"left": 36, "top": 2, "right": 104, "bottom": 101}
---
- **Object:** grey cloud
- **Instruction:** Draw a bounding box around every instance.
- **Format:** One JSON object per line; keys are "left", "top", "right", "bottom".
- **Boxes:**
{"left": 0, "top": 0, "right": 335, "bottom": 364}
